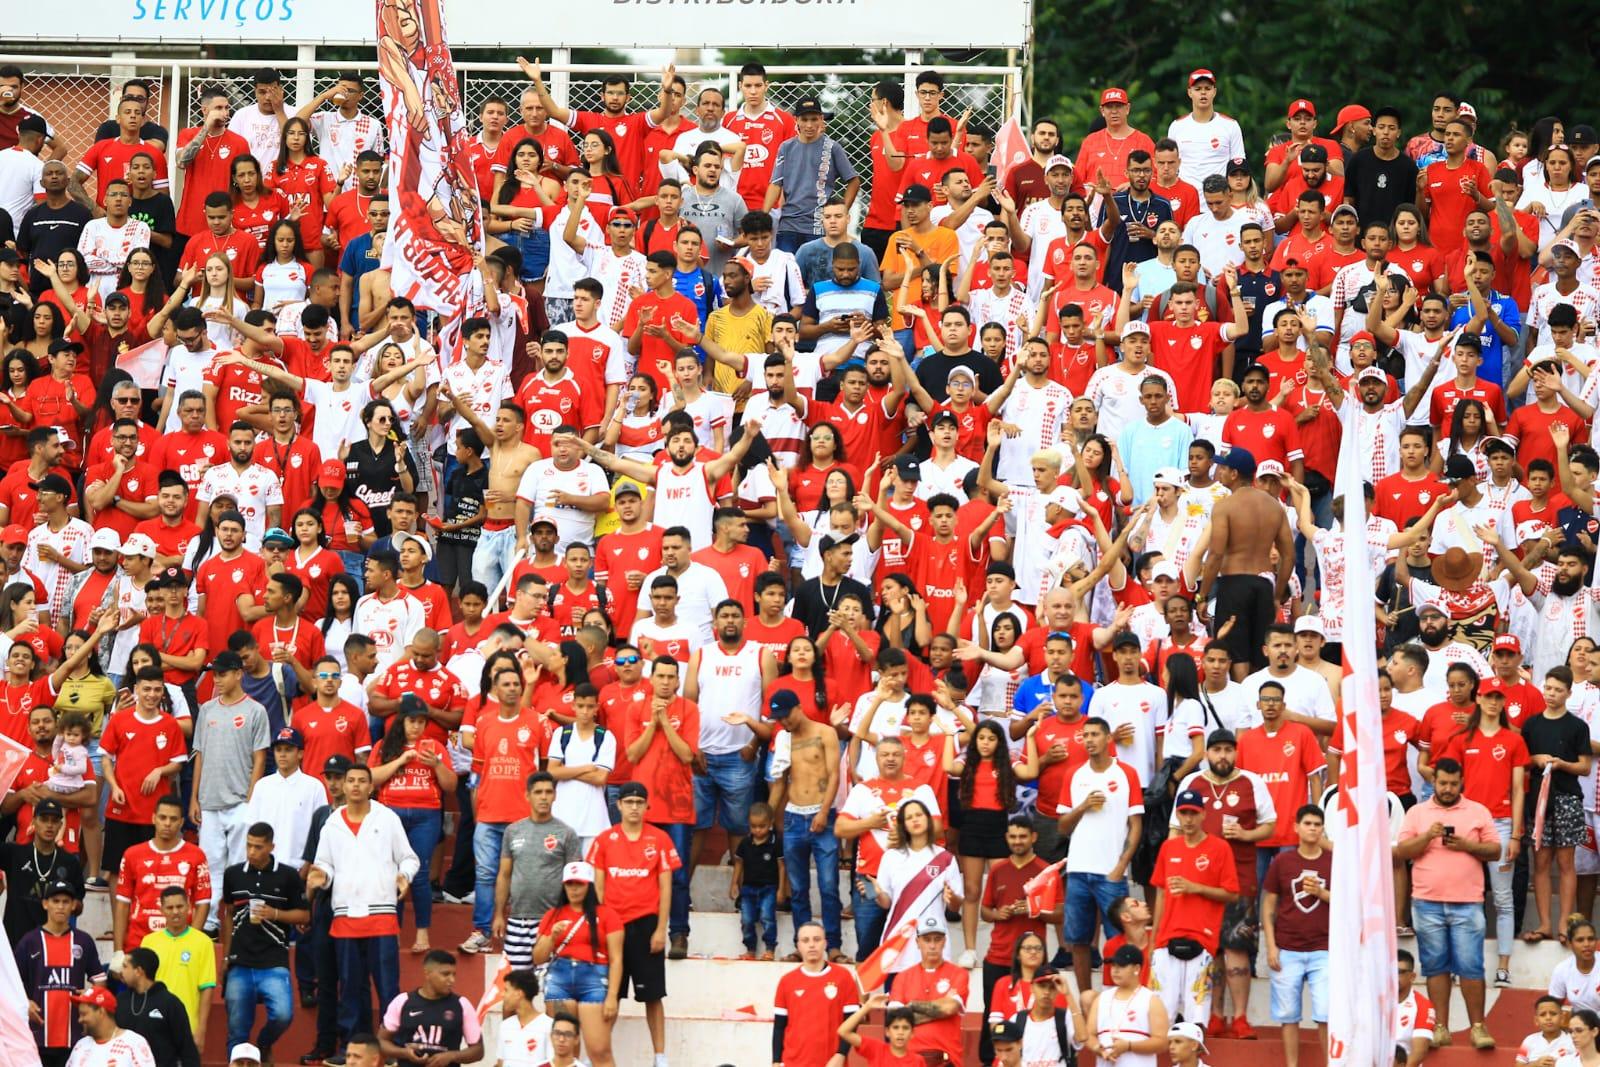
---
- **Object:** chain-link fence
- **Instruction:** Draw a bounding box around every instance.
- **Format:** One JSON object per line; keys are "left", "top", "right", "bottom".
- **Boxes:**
{"left": 3, "top": 68, "right": 167, "bottom": 158}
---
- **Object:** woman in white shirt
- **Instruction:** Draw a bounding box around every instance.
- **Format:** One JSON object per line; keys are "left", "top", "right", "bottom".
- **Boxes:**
{"left": 1520, "top": 145, "right": 1587, "bottom": 252}
{"left": 870, "top": 799, "right": 964, "bottom": 976}
{"left": 187, "top": 252, "right": 248, "bottom": 349}
{"left": 253, "top": 219, "right": 313, "bottom": 310}
{"left": 547, "top": 685, "right": 617, "bottom": 850}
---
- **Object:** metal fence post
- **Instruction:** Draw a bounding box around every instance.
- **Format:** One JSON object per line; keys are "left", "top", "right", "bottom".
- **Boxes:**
{"left": 295, "top": 44, "right": 317, "bottom": 113}
{"left": 550, "top": 48, "right": 571, "bottom": 111}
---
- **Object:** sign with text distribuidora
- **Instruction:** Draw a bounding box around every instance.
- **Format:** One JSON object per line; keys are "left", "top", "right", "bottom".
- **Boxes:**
{"left": 5, "top": 0, "right": 1031, "bottom": 50}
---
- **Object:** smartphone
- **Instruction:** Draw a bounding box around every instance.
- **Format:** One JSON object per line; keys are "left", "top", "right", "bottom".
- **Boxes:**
{"left": 985, "top": 162, "right": 998, "bottom": 180}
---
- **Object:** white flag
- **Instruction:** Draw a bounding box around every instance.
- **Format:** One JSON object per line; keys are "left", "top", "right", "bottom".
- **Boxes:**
{"left": 1327, "top": 393, "right": 1399, "bottom": 1066}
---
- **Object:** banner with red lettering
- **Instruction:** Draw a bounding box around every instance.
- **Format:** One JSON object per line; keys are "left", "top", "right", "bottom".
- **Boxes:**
{"left": 375, "top": 0, "right": 483, "bottom": 337}
{"left": 1327, "top": 392, "right": 1398, "bottom": 1067}
{"left": 1023, "top": 856, "right": 1067, "bottom": 918}
{"left": 0, "top": 732, "right": 42, "bottom": 1067}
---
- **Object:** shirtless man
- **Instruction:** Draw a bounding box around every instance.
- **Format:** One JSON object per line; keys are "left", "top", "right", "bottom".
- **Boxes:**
{"left": 764, "top": 689, "right": 846, "bottom": 960}
{"left": 1198, "top": 446, "right": 1294, "bottom": 679}
{"left": 442, "top": 389, "right": 543, "bottom": 599}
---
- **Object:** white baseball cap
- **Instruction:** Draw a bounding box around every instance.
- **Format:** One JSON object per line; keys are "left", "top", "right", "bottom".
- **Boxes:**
{"left": 562, "top": 861, "right": 595, "bottom": 884}
{"left": 89, "top": 528, "right": 122, "bottom": 552}
{"left": 119, "top": 533, "right": 157, "bottom": 558}
{"left": 1293, "top": 615, "right": 1325, "bottom": 637}
{"left": 229, "top": 1044, "right": 264, "bottom": 1064}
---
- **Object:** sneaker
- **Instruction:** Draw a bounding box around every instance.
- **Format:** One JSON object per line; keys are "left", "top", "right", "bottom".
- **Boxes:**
{"left": 322, "top": 1056, "right": 346, "bottom": 1067}
{"left": 440, "top": 890, "right": 474, "bottom": 905}
{"left": 668, "top": 934, "right": 689, "bottom": 960}
{"left": 957, "top": 949, "right": 978, "bottom": 969}
{"left": 299, "top": 1052, "right": 332, "bottom": 1066}
{"left": 1231, "top": 1016, "right": 1257, "bottom": 1040}
{"left": 1206, "top": 1016, "right": 1228, "bottom": 1039}
{"left": 1432, "top": 1024, "right": 1452, "bottom": 1048}
{"left": 85, "top": 877, "right": 109, "bottom": 892}
{"left": 1470, "top": 1023, "right": 1496, "bottom": 1050}
{"left": 458, "top": 930, "right": 493, "bottom": 954}
{"left": 1495, "top": 968, "right": 1511, "bottom": 988}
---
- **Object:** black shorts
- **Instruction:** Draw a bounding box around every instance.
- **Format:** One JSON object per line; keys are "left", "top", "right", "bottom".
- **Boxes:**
{"left": 861, "top": 227, "right": 893, "bottom": 262}
{"left": 957, "top": 808, "right": 1011, "bottom": 859}
{"left": 946, "top": 778, "right": 963, "bottom": 830}
{"left": 1213, "top": 574, "right": 1275, "bottom": 671}
{"left": 102, "top": 819, "right": 155, "bottom": 879}
{"left": 619, "top": 914, "right": 667, "bottom": 1002}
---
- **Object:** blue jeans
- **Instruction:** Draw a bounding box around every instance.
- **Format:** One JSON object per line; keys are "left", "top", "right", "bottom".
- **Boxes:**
{"left": 654, "top": 821, "right": 693, "bottom": 938}
{"left": 782, "top": 809, "right": 842, "bottom": 950}
{"left": 225, "top": 965, "right": 293, "bottom": 1052}
{"left": 472, "top": 525, "right": 520, "bottom": 605}
{"left": 335, "top": 934, "right": 399, "bottom": 1040}
{"left": 393, "top": 807, "right": 442, "bottom": 930}
{"left": 851, "top": 870, "right": 887, "bottom": 964}
{"left": 776, "top": 232, "right": 809, "bottom": 255}
{"left": 693, "top": 751, "right": 756, "bottom": 833}
{"left": 739, "top": 885, "right": 779, "bottom": 951}
{"left": 337, "top": 551, "right": 366, "bottom": 594}
{"left": 472, "top": 821, "right": 510, "bottom": 934}
{"left": 1062, "top": 870, "right": 1129, "bottom": 944}
{"left": 1413, "top": 898, "right": 1486, "bottom": 980}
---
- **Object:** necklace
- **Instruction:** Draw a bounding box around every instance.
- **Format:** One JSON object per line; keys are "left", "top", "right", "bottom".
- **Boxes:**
{"left": 130, "top": 989, "right": 148, "bottom": 1015}
{"left": 31, "top": 842, "right": 57, "bottom": 882}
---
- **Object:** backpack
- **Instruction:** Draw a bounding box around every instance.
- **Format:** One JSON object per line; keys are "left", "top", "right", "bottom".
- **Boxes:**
{"left": 555, "top": 723, "right": 607, "bottom": 763}
{"left": 1012, "top": 1007, "right": 1078, "bottom": 1067}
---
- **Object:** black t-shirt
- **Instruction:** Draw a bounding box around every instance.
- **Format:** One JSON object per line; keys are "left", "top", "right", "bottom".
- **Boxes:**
{"left": 389, "top": 989, "right": 470, "bottom": 1054}
{"left": 734, "top": 832, "right": 783, "bottom": 888}
{"left": 440, "top": 463, "right": 488, "bottom": 545}
{"left": 1233, "top": 268, "right": 1281, "bottom": 361}
{"left": 345, "top": 439, "right": 419, "bottom": 537}
{"left": 791, "top": 575, "right": 876, "bottom": 638}
{"left": 1102, "top": 190, "right": 1174, "bottom": 293}
{"left": 1, "top": 842, "right": 85, "bottom": 945}
{"left": 130, "top": 191, "right": 179, "bottom": 277}
{"left": 220, "top": 857, "right": 308, "bottom": 969}
{"left": 1344, "top": 148, "right": 1419, "bottom": 233}
{"left": 1522, "top": 711, "right": 1592, "bottom": 797}
{"left": 915, "top": 349, "right": 1004, "bottom": 404}
{"left": 94, "top": 119, "right": 170, "bottom": 145}
{"left": 17, "top": 201, "right": 92, "bottom": 269}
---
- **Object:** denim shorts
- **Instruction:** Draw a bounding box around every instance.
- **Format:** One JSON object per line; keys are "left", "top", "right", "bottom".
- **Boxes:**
{"left": 544, "top": 956, "right": 610, "bottom": 1004}
{"left": 693, "top": 751, "right": 755, "bottom": 834}
{"left": 1412, "top": 898, "right": 1485, "bottom": 980}
{"left": 1269, "top": 949, "right": 1329, "bottom": 1023}
{"left": 1062, "top": 870, "right": 1128, "bottom": 944}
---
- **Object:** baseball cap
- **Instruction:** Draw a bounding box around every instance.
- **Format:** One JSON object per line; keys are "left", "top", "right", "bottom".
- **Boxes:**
{"left": 35, "top": 798, "right": 65, "bottom": 819}
{"left": 273, "top": 726, "right": 304, "bottom": 749}
{"left": 398, "top": 693, "right": 429, "bottom": 718}
{"left": 613, "top": 480, "right": 644, "bottom": 500}
{"left": 1478, "top": 679, "right": 1507, "bottom": 699}
{"left": 1206, "top": 728, "right": 1238, "bottom": 749}
{"left": 71, "top": 988, "right": 117, "bottom": 1011}
{"left": 1150, "top": 560, "right": 1181, "bottom": 581}
{"left": 1331, "top": 104, "right": 1372, "bottom": 134}
{"left": 1571, "top": 124, "right": 1598, "bottom": 146}
{"left": 931, "top": 410, "right": 959, "bottom": 429}
{"left": 768, "top": 689, "right": 801, "bottom": 719}
{"left": 1215, "top": 447, "right": 1256, "bottom": 477}
{"left": 103, "top": 290, "right": 131, "bottom": 307}
{"left": 730, "top": 255, "right": 758, "bottom": 277}
{"left": 1287, "top": 98, "right": 1316, "bottom": 118}
{"left": 213, "top": 650, "right": 245, "bottom": 673}
{"left": 1225, "top": 157, "right": 1251, "bottom": 177}
{"left": 530, "top": 515, "right": 558, "bottom": 531}
{"left": 1415, "top": 599, "right": 1446, "bottom": 618}
{"left": 43, "top": 877, "right": 80, "bottom": 899}
{"left": 48, "top": 338, "right": 84, "bottom": 356}
{"left": 119, "top": 533, "right": 157, "bottom": 558}
{"left": 0, "top": 248, "right": 19, "bottom": 265}
{"left": 149, "top": 565, "right": 186, "bottom": 590}
{"left": 987, "top": 560, "right": 1016, "bottom": 582}
{"left": 1030, "top": 966, "right": 1060, "bottom": 981}
{"left": 1493, "top": 634, "right": 1523, "bottom": 655}
{"left": 317, "top": 459, "right": 346, "bottom": 487}
{"left": 1552, "top": 238, "right": 1583, "bottom": 258}
{"left": 818, "top": 531, "right": 860, "bottom": 554}
{"left": 89, "top": 527, "right": 123, "bottom": 552}
{"left": 1256, "top": 459, "right": 1287, "bottom": 479}
{"left": 1354, "top": 366, "right": 1387, "bottom": 385}
{"left": 395, "top": 530, "right": 434, "bottom": 560}
{"left": 229, "top": 1043, "right": 264, "bottom": 1064}
{"left": 989, "top": 1019, "right": 1025, "bottom": 1043}
{"left": 916, "top": 913, "right": 948, "bottom": 936}
{"left": 1100, "top": 87, "right": 1129, "bottom": 106}
{"left": 1188, "top": 69, "right": 1216, "bottom": 85}
{"left": 322, "top": 754, "right": 354, "bottom": 776}
{"left": 609, "top": 206, "right": 637, "bottom": 225}
{"left": 892, "top": 456, "right": 921, "bottom": 481}
{"left": 1110, "top": 943, "right": 1146, "bottom": 968}
{"left": 1174, "top": 789, "right": 1207, "bottom": 812}
{"left": 617, "top": 781, "right": 649, "bottom": 802}
{"left": 32, "top": 473, "right": 72, "bottom": 497}
{"left": 561, "top": 861, "right": 596, "bottom": 884}
{"left": 1294, "top": 615, "right": 1325, "bottom": 637}
{"left": 1442, "top": 453, "right": 1478, "bottom": 482}
{"left": 261, "top": 527, "right": 295, "bottom": 548}
{"left": 1120, "top": 319, "right": 1151, "bottom": 339}
{"left": 1456, "top": 102, "right": 1478, "bottom": 122}
{"left": 947, "top": 365, "right": 976, "bottom": 385}
{"left": 16, "top": 115, "right": 48, "bottom": 137}
{"left": 1044, "top": 153, "right": 1074, "bottom": 172}
{"left": 1330, "top": 203, "right": 1359, "bottom": 222}
{"left": 1151, "top": 467, "right": 1185, "bottom": 489}
{"left": 1300, "top": 143, "right": 1330, "bottom": 164}
{"left": 1349, "top": 331, "right": 1378, "bottom": 351}
{"left": 1, "top": 523, "right": 27, "bottom": 544}
{"left": 1170, "top": 1021, "right": 1209, "bottom": 1051}
{"left": 900, "top": 183, "right": 933, "bottom": 206}
{"left": 793, "top": 95, "right": 831, "bottom": 119}
{"left": 1110, "top": 631, "right": 1141, "bottom": 653}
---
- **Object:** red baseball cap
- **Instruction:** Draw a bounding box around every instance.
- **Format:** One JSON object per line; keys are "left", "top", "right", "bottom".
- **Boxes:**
{"left": 1287, "top": 99, "right": 1317, "bottom": 118}
{"left": 71, "top": 987, "right": 117, "bottom": 1011}
{"left": 317, "top": 459, "right": 347, "bottom": 487}
{"left": 1188, "top": 69, "right": 1216, "bottom": 85}
{"left": 1492, "top": 634, "right": 1523, "bottom": 655}
{"left": 1, "top": 523, "right": 27, "bottom": 544}
{"left": 1331, "top": 104, "right": 1372, "bottom": 134}
{"left": 1100, "top": 87, "right": 1129, "bottom": 106}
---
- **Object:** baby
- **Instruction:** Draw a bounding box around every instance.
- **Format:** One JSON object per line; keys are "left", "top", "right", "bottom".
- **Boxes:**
{"left": 48, "top": 711, "right": 92, "bottom": 793}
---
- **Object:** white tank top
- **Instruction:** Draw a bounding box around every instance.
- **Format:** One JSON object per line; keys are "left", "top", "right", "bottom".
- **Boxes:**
{"left": 1095, "top": 986, "right": 1158, "bottom": 1067}
{"left": 695, "top": 640, "right": 764, "bottom": 755}
{"left": 654, "top": 460, "right": 714, "bottom": 547}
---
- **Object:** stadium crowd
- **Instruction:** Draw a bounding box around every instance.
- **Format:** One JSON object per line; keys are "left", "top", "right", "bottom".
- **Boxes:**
{"left": 3, "top": 53, "right": 1600, "bottom": 1067}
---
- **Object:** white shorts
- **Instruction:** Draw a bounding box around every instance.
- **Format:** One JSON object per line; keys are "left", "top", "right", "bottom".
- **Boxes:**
{"left": 1151, "top": 946, "right": 1214, "bottom": 1026}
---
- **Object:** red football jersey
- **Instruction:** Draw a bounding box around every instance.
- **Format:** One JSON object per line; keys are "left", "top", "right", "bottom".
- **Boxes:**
{"left": 114, "top": 838, "right": 211, "bottom": 950}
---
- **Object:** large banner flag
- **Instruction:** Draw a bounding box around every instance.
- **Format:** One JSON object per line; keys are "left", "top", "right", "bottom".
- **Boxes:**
{"left": 375, "top": 0, "right": 483, "bottom": 344}
{"left": 1023, "top": 856, "right": 1067, "bottom": 918}
{"left": 0, "top": 732, "right": 43, "bottom": 1067}
{"left": 1327, "top": 389, "right": 1399, "bottom": 1067}
{"left": 855, "top": 914, "right": 918, "bottom": 993}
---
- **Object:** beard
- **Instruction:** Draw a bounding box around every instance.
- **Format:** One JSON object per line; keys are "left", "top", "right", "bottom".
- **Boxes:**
{"left": 1555, "top": 573, "right": 1585, "bottom": 598}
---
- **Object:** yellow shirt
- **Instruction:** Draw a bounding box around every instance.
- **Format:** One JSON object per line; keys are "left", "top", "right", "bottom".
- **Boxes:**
{"left": 705, "top": 302, "right": 774, "bottom": 409}
{"left": 141, "top": 925, "right": 217, "bottom": 1033}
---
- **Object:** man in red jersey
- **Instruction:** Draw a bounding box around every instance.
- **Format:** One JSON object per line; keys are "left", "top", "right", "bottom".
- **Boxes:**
{"left": 1485, "top": 639, "right": 1544, "bottom": 728}
{"left": 521, "top": 57, "right": 677, "bottom": 191}
{"left": 292, "top": 655, "right": 371, "bottom": 799}
{"left": 771, "top": 921, "right": 862, "bottom": 1067}
{"left": 1264, "top": 99, "right": 1345, "bottom": 194}
{"left": 722, "top": 62, "right": 796, "bottom": 211}
{"left": 1223, "top": 365, "right": 1306, "bottom": 479}
{"left": 369, "top": 629, "right": 466, "bottom": 747}
{"left": 587, "top": 781, "right": 680, "bottom": 1064}
{"left": 888, "top": 915, "right": 970, "bottom": 1063}
{"left": 194, "top": 511, "right": 269, "bottom": 660}
{"left": 136, "top": 568, "right": 208, "bottom": 690}
{"left": 1420, "top": 119, "right": 1494, "bottom": 257}
{"left": 490, "top": 87, "right": 580, "bottom": 201}
{"left": 513, "top": 332, "right": 603, "bottom": 453}
{"left": 1131, "top": 266, "right": 1248, "bottom": 411}
{"left": 691, "top": 507, "right": 766, "bottom": 610}
{"left": 132, "top": 474, "right": 202, "bottom": 570}
{"left": 1372, "top": 426, "right": 1448, "bottom": 528}
{"left": 1076, "top": 88, "right": 1156, "bottom": 191}
{"left": 174, "top": 85, "right": 250, "bottom": 238}
{"left": 1150, "top": 788, "right": 1240, "bottom": 1028}
{"left": 82, "top": 418, "right": 159, "bottom": 540}
{"left": 593, "top": 484, "right": 662, "bottom": 642}
{"left": 1014, "top": 672, "right": 1096, "bottom": 859}
{"left": 112, "top": 791, "right": 209, "bottom": 952}
{"left": 177, "top": 191, "right": 260, "bottom": 283}
{"left": 622, "top": 252, "right": 701, "bottom": 393}
{"left": 75, "top": 94, "right": 170, "bottom": 208}
{"left": 323, "top": 149, "right": 384, "bottom": 254}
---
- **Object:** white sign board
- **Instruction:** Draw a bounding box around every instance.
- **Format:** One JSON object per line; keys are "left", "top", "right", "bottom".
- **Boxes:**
{"left": 1, "top": 0, "right": 1030, "bottom": 49}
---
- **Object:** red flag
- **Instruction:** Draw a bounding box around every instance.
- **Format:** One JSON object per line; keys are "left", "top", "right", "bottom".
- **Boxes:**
{"left": 855, "top": 915, "right": 918, "bottom": 992}
{"left": 1023, "top": 857, "right": 1067, "bottom": 917}
{"left": 476, "top": 960, "right": 510, "bottom": 1023}
{"left": 115, "top": 337, "right": 168, "bottom": 391}
{"left": 992, "top": 117, "right": 1030, "bottom": 189}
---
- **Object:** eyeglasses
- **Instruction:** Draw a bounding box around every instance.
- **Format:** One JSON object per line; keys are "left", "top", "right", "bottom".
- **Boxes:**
{"left": 610, "top": 220, "right": 635, "bottom": 228}
{"left": 112, "top": 434, "right": 139, "bottom": 442}
{"left": 615, "top": 655, "right": 641, "bottom": 666}
{"left": 114, "top": 396, "right": 140, "bottom": 403}
{"left": 316, "top": 671, "right": 341, "bottom": 680}
{"left": 371, "top": 416, "right": 392, "bottom": 424}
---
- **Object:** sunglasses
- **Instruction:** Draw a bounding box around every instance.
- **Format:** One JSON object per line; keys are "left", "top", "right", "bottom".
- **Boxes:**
{"left": 316, "top": 671, "right": 341, "bottom": 680}
{"left": 615, "top": 655, "right": 641, "bottom": 666}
